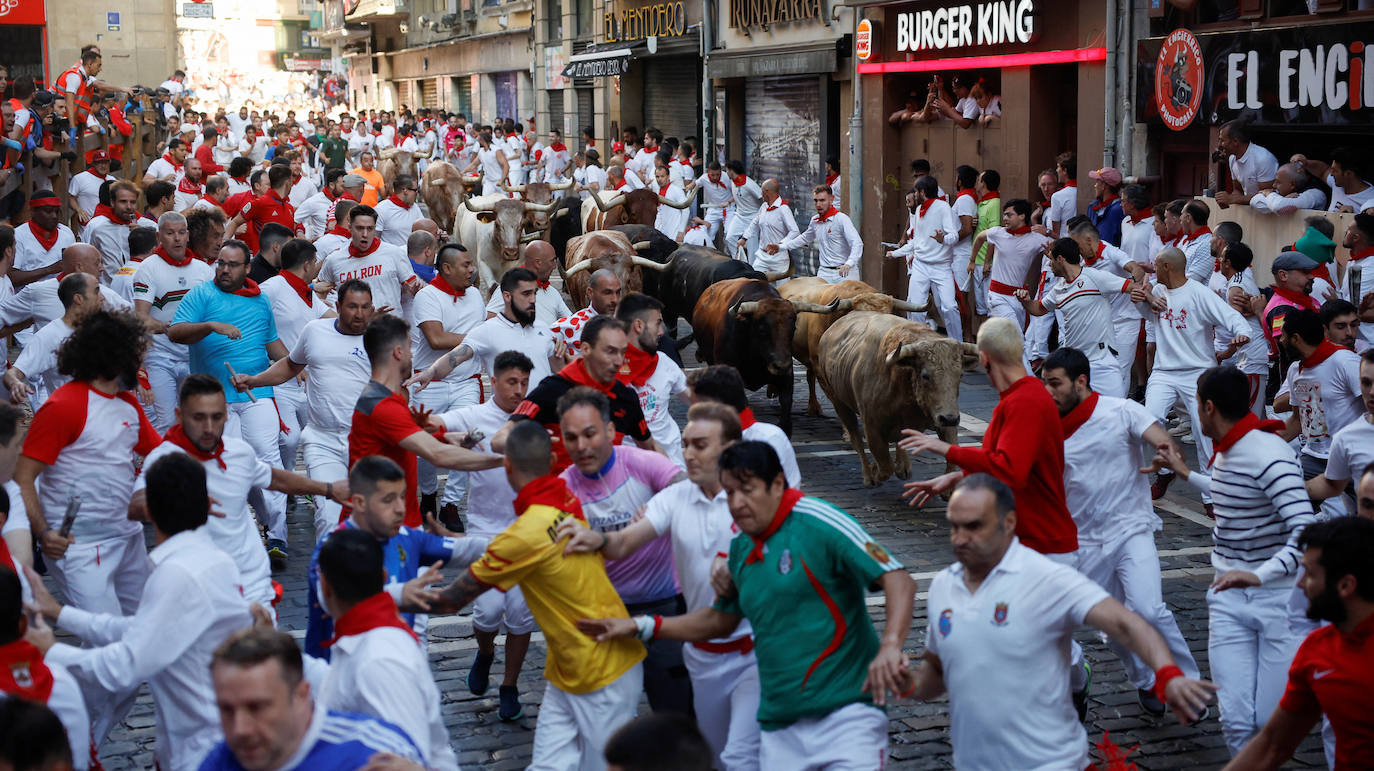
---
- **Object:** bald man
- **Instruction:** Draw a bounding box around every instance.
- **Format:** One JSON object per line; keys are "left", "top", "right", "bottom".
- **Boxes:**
{"left": 550, "top": 269, "right": 622, "bottom": 346}
{"left": 739, "top": 179, "right": 798, "bottom": 280}
{"left": 0, "top": 244, "right": 132, "bottom": 346}
{"left": 406, "top": 230, "right": 439, "bottom": 284}
{"left": 485, "top": 239, "right": 571, "bottom": 326}
{"left": 411, "top": 217, "right": 445, "bottom": 241}
{"left": 1249, "top": 163, "right": 1328, "bottom": 215}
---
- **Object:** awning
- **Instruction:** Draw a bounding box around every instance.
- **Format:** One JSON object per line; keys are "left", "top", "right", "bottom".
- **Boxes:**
{"left": 562, "top": 42, "right": 642, "bottom": 78}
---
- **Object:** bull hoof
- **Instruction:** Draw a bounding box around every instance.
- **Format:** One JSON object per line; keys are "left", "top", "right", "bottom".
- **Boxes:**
{"left": 807, "top": 404, "right": 822, "bottom": 418}
{"left": 895, "top": 465, "right": 912, "bottom": 481}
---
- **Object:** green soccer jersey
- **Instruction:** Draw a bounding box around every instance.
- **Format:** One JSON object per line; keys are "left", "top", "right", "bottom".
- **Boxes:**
{"left": 714, "top": 492, "right": 904, "bottom": 729}
{"left": 974, "top": 197, "right": 1003, "bottom": 265}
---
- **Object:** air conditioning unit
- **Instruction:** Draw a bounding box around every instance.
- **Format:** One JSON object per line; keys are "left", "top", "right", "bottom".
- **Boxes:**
{"left": 440, "top": 12, "right": 459, "bottom": 25}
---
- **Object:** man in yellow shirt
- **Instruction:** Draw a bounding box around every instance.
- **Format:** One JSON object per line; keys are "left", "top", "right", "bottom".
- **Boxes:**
{"left": 427, "top": 420, "right": 645, "bottom": 771}
{"left": 349, "top": 150, "right": 386, "bottom": 207}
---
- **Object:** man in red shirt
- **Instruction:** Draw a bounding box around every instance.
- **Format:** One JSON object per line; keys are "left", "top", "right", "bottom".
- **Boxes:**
{"left": 349, "top": 314, "right": 502, "bottom": 527}
{"left": 1223, "top": 516, "right": 1374, "bottom": 769}
{"left": 226, "top": 164, "right": 296, "bottom": 255}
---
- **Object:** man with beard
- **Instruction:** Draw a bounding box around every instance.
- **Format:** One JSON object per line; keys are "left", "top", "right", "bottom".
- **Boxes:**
{"left": 1306, "top": 348, "right": 1374, "bottom": 520}
{"left": 615, "top": 293, "right": 688, "bottom": 467}
{"left": 174, "top": 157, "right": 207, "bottom": 213}
{"left": 552, "top": 269, "right": 623, "bottom": 345}
{"left": 1262, "top": 251, "right": 1321, "bottom": 352}
{"left": 484, "top": 241, "right": 571, "bottom": 326}
{"left": 1222, "top": 517, "right": 1374, "bottom": 769}
{"left": 86, "top": 180, "right": 140, "bottom": 281}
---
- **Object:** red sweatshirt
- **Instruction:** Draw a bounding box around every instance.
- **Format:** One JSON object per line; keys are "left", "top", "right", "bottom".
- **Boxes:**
{"left": 945, "top": 375, "right": 1077, "bottom": 554}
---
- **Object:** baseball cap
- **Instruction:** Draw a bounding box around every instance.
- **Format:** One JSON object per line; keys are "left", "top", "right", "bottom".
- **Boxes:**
{"left": 341, "top": 173, "right": 366, "bottom": 188}
{"left": 31, "top": 90, "right": 55, "bottom": 107}
{"left": 30, "top": 189, "right": 60, "bottom": 208}
{"left": 1292, "top": 225, "right": 1336, "bottom": 264}
{"left": 89, "top": 150, "right": 111, "bottom": 164}
{"left": 611, "top": 141, "right": 625, "bottom": 153}
{"left": 1089, "top": 167, "right": 1123, "bottom": 186}
{"left": 1271, "top": 250, "right": 1320, "bottom": 274}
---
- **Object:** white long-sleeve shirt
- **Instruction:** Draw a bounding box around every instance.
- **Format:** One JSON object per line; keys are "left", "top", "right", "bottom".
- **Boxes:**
{"left": 1149, "top": 279, "right": 1251, "bottom": 372}
{"left": 46, "top": 529, "right": 252, "bottom": 771}
{"left": 1177, "top": 229, "right": 1215, "bottom": 284}
{"left": 1249, "top": 187, "right": 1327, "bottom": 215}
{"left": 780, "top": 209, "right": 863, "bottom": 270}
{"left": 891, "top": 199, "right": 958, "bottom": 266}
{"left": 294, "top": 190, "right": 335, "bottom": 241}
{"left": 693, "top": 173, "right": 734, "bottom": 208}
{"left": 728, "top": 175, "right": 764, "bottom": 228}
{"left": 1184, "top": 428, "right": 1316, "bottom": 586}
{"left": 742, "top": 198, "right": 799, "bottom": 249}
{"left": 318, "top": 625, "right": 459, "bottom": 771}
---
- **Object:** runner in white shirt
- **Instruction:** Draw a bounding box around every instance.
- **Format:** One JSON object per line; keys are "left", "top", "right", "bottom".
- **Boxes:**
{"left": 1175, "top": 200, "right": 1216, "bottom": 284}
{"left": 231, "top": 281, "right": 374, "bottom": 539}
{"left": 560, "top": 403, "right": 761, "bottom": 769}
{"left": 317, "top": 206, "right": 419, "bottom": 319}
{"left": 500, "top": 128, "right": 525, "bottom": 186}
{"left": 132, "top": 213, "right": 215, "bottom": 431}
{"left": 1214, "top": 244, "right": 1272, "bottom": 417}
{"left": 67, "top": 154, "right": 116, "bottom": 224}
{"left": 1040, "top": 348, "right": 1203, "bottom": 714}
{"left": 968, "top": 199, "right": 1050, "bottom": 328}
{"left": 294, "top": 170, "right": 348, "bottom": 241}
{"left": 688, "top": 163, "right": 735, "bottom": 245}
{"left": 462, "top": 132, "right": 509, "bottom": 197}
{"left": 86, "top": 181, "right": 142, "bottom": 282}
{"left": 259, "top": 239, "right": 329, "bottom": 471}
{"left": 0, "top": 246, "right": 130, "bottom": 338}
{"left": 373, "top": 175, "right": 423, "bottom": 247}
{"left": 736, "top": 179, "right": 799, "bottom": 280}
{"left": 887, "top": 176, "right": 961, "bottom": 341}
{"left": 1306, "top": 348, "right": 1374, "bottom": 514}
{"left": 346, "top": 126, "right": 373, "bottom": 168}
{"left": 212, "top": 124, "right": 239, "bottom": 169}
{"left": 1046, "top": 154, "right": 1080, "bottom": 236}
{"left": 13, "top": 193, "right": 75, "bottom": 272}
{"left": 314, "top": 199, "right": 356, "bottom": 264}
{"left": 26, "top": 452, "right": 254, "bottom": 770}
{"left": 1119, "top": 185, "right": 1157, "bottom": 269}
{"left": 173, "top": 158, "right": 208, "bottom": 214}
{"left": 438, "top": 352, "right": 539, "bottom": 707}
{"left": 723, "top": 162, "right": 763, "bottom": 257}
{"left": 287, "top": 158, "right": 318, "bottom": 211}
{"left": 652, "top": 166, "right": 690, "bottom": 242}
{"left": 1070, "top": 219, "right": 1149, "bottom": 396}
{"left": 409, "top": 244, "right": 487, "bottom": 521}
{"left": 4, "top": 274, "right": 100, "bottom": 411}
{"left": 909, "top": 474, "right": 1215, "bottom": 770}
{"left": 615, "top": 295, "right": 688, "bottom": 467}
{"left": 484, "top": 241, "right": 572, "bottom": 326}
{"left": 949, "top": 167, "right": 980, "bottom": 336}
{"left": 238, "top": 127, "right": 269, "bottom": 165}
{"left": 775, "top": 185, "right": 862, "bottom": 284}
{"left": 688, "top": 364, "right": 801, "bottom": 488}
{"left": 310, "top": 529, "right": 460, "bottom": 771}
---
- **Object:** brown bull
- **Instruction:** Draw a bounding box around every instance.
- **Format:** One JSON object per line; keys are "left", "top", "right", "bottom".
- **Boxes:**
{"left": 421, "top": 161, "right": 483, "bottom": 234}
{"left": 377, "top": 150, "right": 413, "bottom": 191}
{"left": 778, "top": 278, "right": 928, "bottom": 417}
{"left": 502, "top": 180, "right": 574, "bottom": 237}
{"left": 816, "top": 312, "right": 977, "bottom": 486}
{"left": 581, "top": 188, "right": 689, "bottom": 232}
{"left": 456, "top": 194, "right": 560, "bottom": 295}
{"left": 561, "top": 231, "right": 665, "bottom": 308}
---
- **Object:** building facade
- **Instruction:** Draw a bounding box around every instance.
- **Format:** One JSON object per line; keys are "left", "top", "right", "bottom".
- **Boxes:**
{"left": 21, "top": 0, "right": 177, "bottom": 90}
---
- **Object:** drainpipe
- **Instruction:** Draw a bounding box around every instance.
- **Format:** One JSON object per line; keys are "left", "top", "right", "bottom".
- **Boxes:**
{"left": 1118, "top": 0, "right": 1134, "bottom": 175}
{"left": 1103, "top": 0, "right": 1118, "bottom": 169}
{"left": 701, "top": 0, "right": 713, "bottom": 154}
{"left": 848, "top": 9, "right": 863, "bottom": 256}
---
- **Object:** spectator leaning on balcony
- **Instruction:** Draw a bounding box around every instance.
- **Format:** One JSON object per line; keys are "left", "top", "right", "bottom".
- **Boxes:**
{"left": 1248, "top": 163, "right": 1328, "bottom": 215}
{"left": 1214, "top": 119, "right": 1278, "bottom": 205}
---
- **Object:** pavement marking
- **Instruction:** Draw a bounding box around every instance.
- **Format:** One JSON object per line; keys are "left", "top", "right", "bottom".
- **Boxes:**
{"left": 1154, "top": 497, "right": 1217, "bottom": 529}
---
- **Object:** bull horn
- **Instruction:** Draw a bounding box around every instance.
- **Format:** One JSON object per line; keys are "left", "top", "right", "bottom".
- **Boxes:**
{"left": 593, "top": 193, "right": 625, "bottom": 212}
{"left": 500, "top": 181, "right": 526, "bottom": 193}
{"left": 463, "top": 197, "right": 497, "bottom": 212}
{"left": 834, "top": 298, "right": 855, "bottom": 312}
{"left": 763, "top": 264, "right": 793, "bottom": 282}
{"left": 564, "top": 260, "right": 595, "bottom": 278}
{"left": 631, "top": 240, "right": 652, "bottom": 251}
{"left": 885, "top": 342, "right": 922, "bottom": 366}
{"left": 790, "top": 298, "right": 842, "bottom": 314}
{"left": 890, "top": 298, "right": 929, "bottom": 314}
{"left": 520, "top": 232, "right": 541, "bottom": 243}
{"left": 657, "top": 194, "right": 692, "bottom": 210}
{"left": 428, "top": 177, "right": 447, "bottom": 188}
{"left": 550, "top": 180, "right": 575, "bottom": 191}
{"left": 522, "top": 201, "right": 559, "bottom": 213}
{"left": 734, "top": 301, "right": 761, "bottom": 317}
{"left": 631, "top": 255, "right": 673, "bottom": 272}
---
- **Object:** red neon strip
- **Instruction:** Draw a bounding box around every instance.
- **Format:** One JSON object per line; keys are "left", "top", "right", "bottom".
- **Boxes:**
{"left": 857, "top": 47, "right": 1107, "bottom": 75}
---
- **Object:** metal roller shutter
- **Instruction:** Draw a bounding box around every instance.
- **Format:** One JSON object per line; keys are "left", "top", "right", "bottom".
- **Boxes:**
{"left": 745, "top": 75, "right": 821, "bottom": 272}
{"left": 641, "top": 56, "right": 699, "bottom": 138}
{"left": 397, "top": 80, "right": 414, "bottom": 109}
{"left": 419, "top": 78, "right": 437, "bottom": 108}
{"left": 577, "top": 88, "right": 593, "bottom": 138}
{"left": 546, "top": 92, "right": 565, "bottom": 139}
{"left": 453, "top": 76, "right": 472, "bottom": 116}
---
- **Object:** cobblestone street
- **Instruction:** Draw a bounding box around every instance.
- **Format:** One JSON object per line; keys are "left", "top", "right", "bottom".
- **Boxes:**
{"left": 83, "top": 342, "right": 1324, "bottom": 770}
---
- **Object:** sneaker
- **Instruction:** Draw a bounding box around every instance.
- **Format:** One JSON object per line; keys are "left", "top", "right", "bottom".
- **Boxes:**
{"left": 1029, "top": 357, "right": 1045, "bottom": 374}
{"left": 1168, "top": 419, "right": 1192, "bottom": 437}
{"left": 498, "top": 685, "right": 523, "bottom": 721}
{"left": 1203, "top": 503, "right": 1214, "bottom": 519}
{"left": 440, "top": 503, "right": 465, "bottom": 533}
{"left": 1073, "top": 661, "right": 1092, "bottom": 722}
{"left": 467, "top": 651, "right": 493, "bottom": 696}
{"left": 420, "top": 492, "right": 438, "bottom": 521}
{"left": 1180, "top": 432, "right": 1195, "bottom": 445}
{"left": 1151, "top": 472, "right": 1174, "bottom": 500}
{"left": 1138, "top": 687, "right": 1166, "bottom": 716}
{"left": 267, "top": 539, "right": 288, "bottom": 568}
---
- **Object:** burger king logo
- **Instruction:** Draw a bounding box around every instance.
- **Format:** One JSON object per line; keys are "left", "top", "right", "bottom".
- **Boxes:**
{"left": 857, "top": 19, "right": 874, "bottom": 61}
{"left": 1155, "top": 29, "right": 1204, "bottom": 131}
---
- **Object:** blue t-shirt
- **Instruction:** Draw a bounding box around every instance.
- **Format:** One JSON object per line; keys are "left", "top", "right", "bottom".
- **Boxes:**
{"left": 304, "top": 519, "right": 457, "bottom": 659}
{"left": 410, "top": 259, "right": 437, "bottom": 283}
{"left": 198, "top": 710, "right": 423, "bottom": 770}
{"left": 172, "top": 281, "right": 279, "bottom": 403}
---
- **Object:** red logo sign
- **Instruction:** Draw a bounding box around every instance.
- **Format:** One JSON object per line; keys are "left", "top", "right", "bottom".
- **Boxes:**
{"left": 856, "top": 19, "right": 874, "bottom": 61}
{"left": 1155, "top": 29, "right": 1204, "bottom": 131}
{"left": 0, "top": 0, "right": 46, "bottom": 24}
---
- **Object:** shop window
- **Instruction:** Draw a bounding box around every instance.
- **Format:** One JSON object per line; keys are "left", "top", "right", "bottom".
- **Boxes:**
{"left": 1157, "top": 0, "right": 1373, "bottom": 29}
{"left": 545, "top": 0, "right": 562, "bottom": 37}
{"left": 575, "top": 0, "right": 593, "bottom": 36}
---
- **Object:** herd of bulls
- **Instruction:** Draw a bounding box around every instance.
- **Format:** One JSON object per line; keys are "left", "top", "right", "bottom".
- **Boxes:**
{"left": 417, "top": 161, "right": 973, "bottom": 484}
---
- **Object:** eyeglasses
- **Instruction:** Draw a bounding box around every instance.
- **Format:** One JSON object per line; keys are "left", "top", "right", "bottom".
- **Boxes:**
{"left": 216, "top": 260, "right": 247, "bottom": 269}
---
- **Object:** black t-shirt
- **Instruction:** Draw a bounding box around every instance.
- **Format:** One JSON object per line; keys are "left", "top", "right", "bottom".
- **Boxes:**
{"left": 512, "top": 365, "right": 650, "bottom": 472}
{"left": 248, "top": 254, "right": 280, "bottom": 284}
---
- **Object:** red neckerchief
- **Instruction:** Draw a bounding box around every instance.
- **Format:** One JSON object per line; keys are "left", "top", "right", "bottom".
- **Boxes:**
{"left": 825, "top": 172, "right": 839, "bottom": 187}
{"left": 977, "top": 191, "right": 1001, "bottom": 204}
{"left": 956, "top": 188, "right": 976, "bottom": 201}
{"left": 558, "top": 358, "right": 616, "bottom": 394}
{"left": 1273, "top": 286, "right": 1317, "bottom": 310}
{"left": 164, "top": 423, "right": 227, "bottom": 469}
{"left": 221, "top": 278, "right": 261, "bottom": 298}
{"left": 1210, "top": 412, "right": 1287, "bottom": 465}
{"left": 611, "top": 179, "right": 627, "bottom": 190}
{"left": 1006, "top": 225, "right": 1033, "bottom": 236}
{"left": 153, "top": 245, "right": 193, "bottom": 268}
{"left": 91, "top": 203, "right": 129, "bottom": 225}
{"left": 732, "top": 174, "right": 747, "bottom": 187}
{"left": 0, "top": 639, "right": 54, "bottom": 702}
{"left": 327, "top": 225, "right": 350, "bottom": 238}
{"left": 1351, "top": 247, "right": 1374, "bottom": 262}
{"left": 1059, "top": 391, "right": 1100, "bottom": 438}
{"left": 658, "top": 184, "right": 671, "bottom": 197}
{"left": 1084, "top": 242, "right": 1106, "bottom": 267}
{"left": 1301, "top": 339, "right": 1350, "bottom": 371}
{"left": 765, "top": 198, "right": 787, "bottom": 210}
{"left": 28, "top": 221, "right": 60, "bottom": 252}
{"left": 817, "top": 206, "right": 839, "bottom": 223}
{"left": 429, "top": 273, "right": 466, "bottom": 300}
{"left": 549, "top": 142, "right": 567, "bottom": 153}
{"left": 537, "top": 279, "right": 551, "bottom": 289}
{"left": 348, "top": 238, "right": 381, "bottom": 259}
{"left": 1127, "top": 212, "right": 1151, "bottom": 225}
{"left": 1037, "top": 199, "right": 1051, "bottom": 210}
{"left": 322, "top": 592, "right": 417, "bottom": 648}
{"left": 738, "top": 407, "right": 758, "bottom": 429}
{"left": 1180, "top": 225, "right": 1211, "bottom": 246}
{"left": 917, "top": 198, "right": 936, "bottom": 217}
{"left": 514, "top": 473, "right": 587, "bottom": 522}
{"left": 617, "top": 343, "right": 658, "bottom": 387}
{"left": 1064, "top": 179, "right": 1077, "bottom": 187}
{"left": 338, "top": 190, "right": 359, "bottom": 202}
{"left": 280, "top": 270, "right": 313, "bottom": 307}
{"left": 230, "top": 175, "right": 248, "bottom": 187}
{"left": 1089, "top": 193, "right": 1119, "bottom": 213}
{"left": 291, "top": 174, "right": 303, "bottom": 186}
{"left": 323, "top": 188, "right": 338, "bottom": 202}
{"left": 161, "top": 152, "right": 182, "bottom": 170}
{"left": 177, "top": 176, "right": 203, "bottom": 196}
{"left": 710, "top": 176, "right": 727, "bottom": 188}
{"left": 1312, "top": 262, "right": 1333, "bottom": 282}
{"left": 86, "top": 168, "right": 105, "bottom": 180}
{"left": 745, "top": 488, "right": 805, "bottom": 564}
{"left": 199, "top": 194, "right": 221, "bottom": 209}
{"left": 386, "top": 194, "right": 412, "bottom": 210}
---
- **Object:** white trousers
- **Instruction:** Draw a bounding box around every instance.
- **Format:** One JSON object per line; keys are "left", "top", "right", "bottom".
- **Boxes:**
{"left": 952, "top": 250, "right": 973, "bottom": 293}
{"left": 471, "top": 583, "right": 537, "bottom": 635}
{"left": 1145, "top": 368, "right": 1214, "bottom": 501}
{"left": 144, "top": 356, "right": 190, "bottom": 433}
{"left": 228, "top": 399, "right": 288, "bottom": 542}
{"left": 987, "top": 291, "right": 1026, "bottom": 329}
{"left": 683, "top": 644, "right": 762, "bottom": 771}
{"left": 1045, "top": 551, "right": 1089, "bottom": 691}
{"left": 414, "top": 376, "right": 480, "bottom": 506}
{"left": 1087, "top": 350, "right": 1125, "bottom": 398}
{"left": 906, "top": 260, "right": 962, "bottom": 343}
{"left": 301, "top": 425, "right": 349, "bottom": 543}
{"left": 726, "top": 216, "right": 757, "bottom": 261}
{"left": 530, "top": 663, "right": 642, "bottom": 771}
{"left": 1207, "top": 584, "right": 1302, "bottom": 755}
{"left": 759, "top": 702, "right": 888, "bottom": 771}
{"left": 275, "top": 378, "right": 307, "bottom": 471}
{"left": 750, "top": 249, "right": 790, "bottom": 285}
{"left": 1114, "top": 317, "right": 1142, "bottom": 395}
{"left": 1244, "top": 372, "right": 1270, "bottom": 419}
{"left": 1076, "top": 532, "right": 1200, "bottom": 690}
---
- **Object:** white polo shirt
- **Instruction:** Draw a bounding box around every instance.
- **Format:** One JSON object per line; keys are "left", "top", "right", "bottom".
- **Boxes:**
{"left": 14, "top": 222, "right": 75, "bottom": 272}
{"left": 1048, "top": 184, "right": 1079, "bottom": 237}
{"left": 319, "top": 240, "right": 417, "bottom": 319}
{"left": 1277, "top": 348, "right": 1363, "bottom": 459}
{"left": 925, "top": 538, "right": 1109, "bottom": 770}
{"left": 409, "top": 282, "right": 485, "bottom": 376}
{"left": 1227, "top": 143, "right": 1279, "bottom": 196}
{"left": 1040, "top": 267, "right": 1129, "bottom": 360}
{"left": 136, "top": 437, "right": 275, "bottom": 607}
{"left": 1062, "top": 395, "right": 1163, "bottom": 545}
{"left": 440, "top": 399, "right": 516, "bottom": 536}
{"left": 288, "top": 318, "right": 371, "bottom": 434}
{"left": 484, "top": 283, "right": 571, "bottom": 328}
{"left": 68, "top": 170, "right": 114, "bottom": 217}
{"left": 624, "top": 352, "right": 687, "bottom": 468}
{"left": 464, "top": 312, "right": 557, "bottom": 384}
{"left": 374, "top": 197, "right": 422, "bottom": 247}
{"left": 741, "top": 418, "right": 800, "bottom": 488}
{"left": 1119, "top": 215, "right": 1156, "bottom": 268}
{"left": 132, "top": 255, "right": 215, "bottom": 361}
{"left": 1325, "top": 414, "right": 1374, "bottom": 483}
{"left": 260, "top": 274, "right": 329, "bottom": 350}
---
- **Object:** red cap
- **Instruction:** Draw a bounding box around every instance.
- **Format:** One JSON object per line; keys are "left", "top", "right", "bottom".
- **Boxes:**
{"left": 89, "top": 150, "right": 111, "bottom": 163}
{"left": 612, "top": 141, "right": 625, "bottom": 153}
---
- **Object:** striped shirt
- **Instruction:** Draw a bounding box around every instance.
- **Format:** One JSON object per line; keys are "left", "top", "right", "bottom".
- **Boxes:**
{"left": 198, "top": 708, "right": 424, "bottom": 770}
{"left": 1186, "top": 428, "right": 1315, "bottom": 586}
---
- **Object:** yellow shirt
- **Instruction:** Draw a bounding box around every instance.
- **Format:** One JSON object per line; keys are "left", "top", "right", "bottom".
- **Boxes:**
{"left": 349, "top": 166, "right": 384, "bottom": 207}
{"left": 470, "top": 503, "right": 645, "bottom": 694}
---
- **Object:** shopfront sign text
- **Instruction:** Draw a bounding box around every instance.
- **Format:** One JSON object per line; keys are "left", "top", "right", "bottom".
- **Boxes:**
{"left": 728, "top": 0, "right": 824, "bottom": 31}
{"left": 605, "top": 1, "right": 688, "bottom": 42}
{"left": 895, "top": 0, "right": 1034, "bottom": 53}
{"left": 1224, "top": 44, "right": 1374, "bottom": 112}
